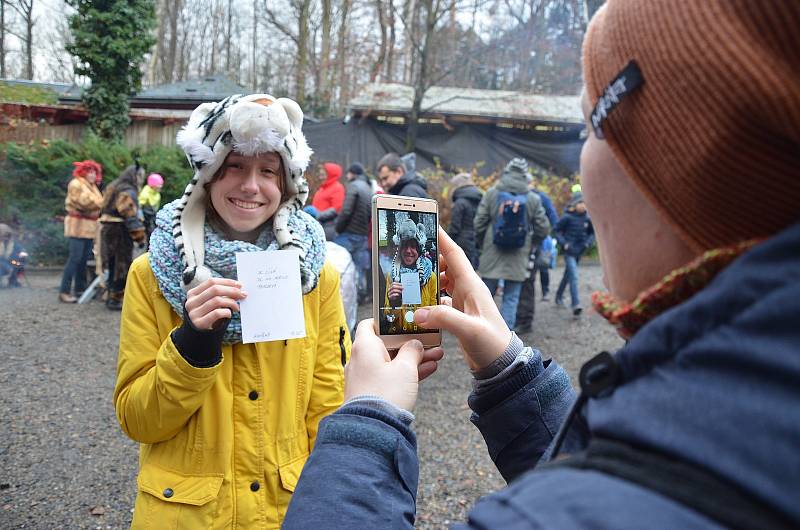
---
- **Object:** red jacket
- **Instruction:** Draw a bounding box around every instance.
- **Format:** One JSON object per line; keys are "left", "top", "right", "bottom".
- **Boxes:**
{"left": 312, "top": 163, "right": 345, "bottom": 213}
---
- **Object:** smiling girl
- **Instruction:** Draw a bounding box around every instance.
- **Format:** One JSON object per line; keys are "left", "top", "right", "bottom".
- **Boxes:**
{"left": 113, "top": 94, "right": 350, "bottom": 529}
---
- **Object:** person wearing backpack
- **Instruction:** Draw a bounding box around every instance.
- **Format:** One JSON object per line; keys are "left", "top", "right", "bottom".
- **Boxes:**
{"left": 473, "top": 158, "right": 550, "bottom": 328}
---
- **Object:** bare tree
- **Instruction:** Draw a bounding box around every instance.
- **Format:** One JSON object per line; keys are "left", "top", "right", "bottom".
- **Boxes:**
{"left": 1, "top": 0, "right": 6, "bottom": 78}
{"left": 8, "top": 0, "right": 34, "bottom": 79}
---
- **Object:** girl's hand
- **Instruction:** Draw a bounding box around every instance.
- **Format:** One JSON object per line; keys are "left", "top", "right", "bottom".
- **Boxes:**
{"left": 185, "top": 278, "right": 247, "bottom": 330}
{"left": 413, "top": 227, "right": 512, "bottom": 371}
{"left": 387, "top": 282, "right": 404, "bottom": 306}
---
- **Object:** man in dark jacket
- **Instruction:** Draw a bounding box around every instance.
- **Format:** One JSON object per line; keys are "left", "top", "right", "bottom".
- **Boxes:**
{"left": 553, "top": 192, "right": 594, "bottom": 315}
{"left": 447, "top": 172, "right": 482, "bottom": 268}
{"left": 376, "top": 152, "right": 429, "bottom": 198}
{"left": 335, "top": 162, "right": 373, "bottom": 301}
{"left": 282, "top": 1, "right": 800, "bottom": 529}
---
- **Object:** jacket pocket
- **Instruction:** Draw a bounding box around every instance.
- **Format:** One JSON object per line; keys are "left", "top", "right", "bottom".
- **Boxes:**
{"left": 135, "top": 463, "right": 224, "bottom": 530}
{"left": 278, "top": 453, "right": 309, "bottom": 493}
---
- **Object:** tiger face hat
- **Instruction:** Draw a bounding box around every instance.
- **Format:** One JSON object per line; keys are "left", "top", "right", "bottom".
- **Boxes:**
{"left": 175, "top": 94, "right": 312, "bottom": 290}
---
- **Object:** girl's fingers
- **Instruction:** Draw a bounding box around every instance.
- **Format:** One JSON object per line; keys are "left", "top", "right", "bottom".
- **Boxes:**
{"left": 186, "top": 283, "right": 246, "bottom": 311}
{"left": 189, "top": 297, "right": 241, "bottom": 328}
{"left": 193, "top": 307, "right": 233, "bottom": 330}
{"left": 186, "top": 277, "right": 241, "bottom": 299}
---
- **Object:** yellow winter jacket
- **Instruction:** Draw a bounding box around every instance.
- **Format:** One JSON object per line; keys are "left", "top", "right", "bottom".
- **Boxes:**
{"left": 114, "top": 255, "right": 351, "bottom": 529}
{"left": 138, "top": 185, "right": 161, "bottom": 210}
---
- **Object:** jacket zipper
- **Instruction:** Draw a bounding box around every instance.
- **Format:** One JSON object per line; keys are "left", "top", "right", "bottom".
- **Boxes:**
{"left": 339, "top": 327, "right": 347, "bottom": 366}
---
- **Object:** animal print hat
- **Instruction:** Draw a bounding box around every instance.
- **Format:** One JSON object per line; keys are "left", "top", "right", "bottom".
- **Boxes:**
{"left": 391, "top": 218, "right": 428, "bottom": 284}
{"left": 174, "top": 94, "right": 312, "bottom": 290}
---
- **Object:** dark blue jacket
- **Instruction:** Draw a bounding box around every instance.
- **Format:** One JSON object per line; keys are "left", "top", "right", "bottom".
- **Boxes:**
{"left": 553, "top": 210, "right": 594, "bottom": 257}
{"left": 284, "top": 222, "right": 800, "bottom": 529}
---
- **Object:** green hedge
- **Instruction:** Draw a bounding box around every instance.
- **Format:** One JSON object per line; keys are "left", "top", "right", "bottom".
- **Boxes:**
{"left": 0, "top": 135, "right": 193, "bottom": 264}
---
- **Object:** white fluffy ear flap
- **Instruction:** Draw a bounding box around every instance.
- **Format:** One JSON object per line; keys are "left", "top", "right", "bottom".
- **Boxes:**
{"left": 417, "top": 223, "right": 427, "bottom": 246}
{"left": 276, "top": 97, "right": 304, "bottom": 128}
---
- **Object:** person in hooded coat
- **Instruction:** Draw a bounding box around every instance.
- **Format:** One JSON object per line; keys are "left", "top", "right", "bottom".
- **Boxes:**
{"left": 99, "top": 163, "right": 146, "bottom": 310}
{"left": 447, "top": 172, "right": 482, "bottom": 268}
{"left": 114, "top": 94, "right": 350, "bottom": 529}
{"left": 281, "top": 1, "right": 800, "bottom": 529}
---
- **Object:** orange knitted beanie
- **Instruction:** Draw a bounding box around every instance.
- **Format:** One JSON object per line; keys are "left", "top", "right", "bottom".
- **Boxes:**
{"left": 582, "top": 0, "right": 800, "bottom": 252}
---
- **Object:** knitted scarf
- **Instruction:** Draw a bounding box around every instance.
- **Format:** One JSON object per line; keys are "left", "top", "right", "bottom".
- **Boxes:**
{"left": 148, "top": 199, "right": 326, "bottom": 344}
{"left": 592, "top": 239, "right": 760, "bottom": 339}
{"left": 390, "top": 251, "right": 433, "bottom": 287}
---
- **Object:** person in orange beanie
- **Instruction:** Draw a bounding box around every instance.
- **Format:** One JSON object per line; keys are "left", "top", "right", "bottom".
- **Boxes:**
{"left": 283, "top": 1, "right": 800, "bottom": 528}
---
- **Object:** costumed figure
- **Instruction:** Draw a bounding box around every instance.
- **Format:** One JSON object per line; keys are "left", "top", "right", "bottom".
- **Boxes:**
{"left": 384, "top": 218, "right": 437, "bottom": 333}
{"left": 60, "top": 159, "right": 104, "bottom": 303}
{"left": 100, "top": 163, "right": 146, "bottom": 310}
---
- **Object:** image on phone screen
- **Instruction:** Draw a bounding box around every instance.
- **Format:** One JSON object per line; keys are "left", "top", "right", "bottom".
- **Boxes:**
{"left": 377, "top": 208, "right": 439, "bottom": 335}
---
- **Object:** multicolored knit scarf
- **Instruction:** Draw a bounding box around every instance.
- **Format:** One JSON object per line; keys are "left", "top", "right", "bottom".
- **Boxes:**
{"left": 148, "top": 199, "right": 326, "bottom": 344}
{"left": 592, "top": 239, "right": 761, "bottom": 339}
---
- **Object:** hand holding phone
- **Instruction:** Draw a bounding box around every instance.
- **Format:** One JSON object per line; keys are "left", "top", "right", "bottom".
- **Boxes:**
{"left": 412, "top": 228, "right": 512, "bottom": 371}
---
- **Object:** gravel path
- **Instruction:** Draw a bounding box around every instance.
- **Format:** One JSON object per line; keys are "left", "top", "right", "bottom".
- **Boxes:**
{"left": 0, "top": 264, "right": 622, "bottom": 529}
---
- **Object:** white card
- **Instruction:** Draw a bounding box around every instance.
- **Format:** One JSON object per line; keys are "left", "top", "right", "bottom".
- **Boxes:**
{"left": 235, "top": 250, "right": 306, "bottom": 343}
{"left": 400, "top": 271, "right": 422, "bottom": 306}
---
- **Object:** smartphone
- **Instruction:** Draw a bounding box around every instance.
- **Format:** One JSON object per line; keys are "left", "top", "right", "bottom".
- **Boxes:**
{"left": 372, "top": 194, "right": 442, "bottom": 351}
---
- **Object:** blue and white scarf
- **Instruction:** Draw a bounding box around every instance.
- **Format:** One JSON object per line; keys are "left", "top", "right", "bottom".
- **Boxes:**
{"left": 148, "top": 199, "right": 326, "bottom": 344}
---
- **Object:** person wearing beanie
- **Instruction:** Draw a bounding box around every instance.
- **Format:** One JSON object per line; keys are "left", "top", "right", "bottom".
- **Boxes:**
{"left": 335, "top": 161, "right": 373, "bottom": 302}
{"left": 282, "top": 1, "right": 800, "bottom": 528}
{"left": 59, "top": 159, "right": 104, "bottom": 303}
{"left": 447, "top": 172, "right": 483, "bottom": 269}
{"left": 139, "top": 173, "right": 164, "bottom": 246}
{"left": 473, "top": 157, "right": 551, "bottom": 329}
{"left": 114, "top": 94, "right": 350, "bottom": 529}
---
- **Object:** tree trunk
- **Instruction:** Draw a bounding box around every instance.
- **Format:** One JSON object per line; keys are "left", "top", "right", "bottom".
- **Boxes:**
{"left": 225, "top": 0, "right": 232, "bottom": 74}
{"left": 386, "top": 0, "right": 396, "bottom": 81}
{"left": 335, "top": 0, "right": 351, "bottom": 113}
{"left": 166, "top": 0, "right": 182, "bottom": 82}
{"left": 295, "top": 0, "right": 311, "bottom": 107}
{"left": 405, "top": 0, "right": 436, "bottom": 152}
{"left": 251, "top": 0, "right": 257, "bottom": 89}
{"left": 319, "top": 0, "right": 331, "bottom": 109}
{"left": 585, "top": 0, "right": 604, "bottom": 20}
{"left": 371, "top": 0, "right": 387, "bottom": 82}
{"left": 1, "top": 0, "right": 6, "bottom": 79}
{"left": 24, "top": 0, "right": 33, "bottom": 79}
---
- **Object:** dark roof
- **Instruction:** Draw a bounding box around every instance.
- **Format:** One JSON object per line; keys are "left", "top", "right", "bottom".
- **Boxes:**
{"left": 132, "top": 75, "right": 246, "bottom": 108}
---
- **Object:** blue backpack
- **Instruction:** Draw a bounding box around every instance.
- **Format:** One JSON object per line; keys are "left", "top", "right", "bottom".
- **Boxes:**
{"left": 492, "top": 191, "right": 529, "bottom": 249}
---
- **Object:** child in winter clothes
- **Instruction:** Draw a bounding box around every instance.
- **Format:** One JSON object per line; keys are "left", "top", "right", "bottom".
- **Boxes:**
{"left": 139, "top": 173, "right": 164, "bottom": 244}
{"left": 114, "top": 94, "right": 350, "bottom": 529}
{"left": 553, "top": 192, "right": 594, "bottom": 314}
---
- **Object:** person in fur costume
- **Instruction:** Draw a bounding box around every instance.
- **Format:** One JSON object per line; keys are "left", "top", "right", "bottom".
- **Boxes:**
{"left": 383, "top": 217, "right": 438, "bottom": 334}
{"left": 99, "top": 163, "right": 146, "bottom": 310}
{"left": 113, "top": 94, "right": 350, "bottom": 529}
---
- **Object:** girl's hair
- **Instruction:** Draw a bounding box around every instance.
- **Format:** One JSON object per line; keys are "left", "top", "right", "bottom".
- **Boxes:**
{"left": 203, "top": 152, "right": 289, "bottom": 226}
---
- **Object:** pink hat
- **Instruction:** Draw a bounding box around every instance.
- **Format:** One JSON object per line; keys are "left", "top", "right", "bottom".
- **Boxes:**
{"left": 147, "top": 173, "right": 164, "bottom": 188}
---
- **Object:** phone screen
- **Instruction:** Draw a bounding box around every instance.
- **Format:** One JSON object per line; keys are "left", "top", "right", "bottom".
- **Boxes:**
{"left": 376, "top": 207, "right": 439, "bottom": 335}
